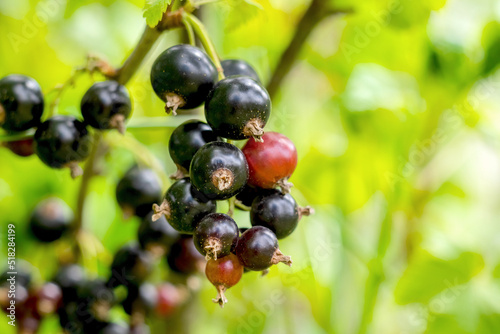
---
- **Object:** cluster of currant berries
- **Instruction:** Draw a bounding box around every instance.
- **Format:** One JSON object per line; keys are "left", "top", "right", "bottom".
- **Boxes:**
{"left": 0, "top": 73, "right": 131, "bottom": 177}
{"left": 145, "top": 44, "right": 311, "bottom": 306}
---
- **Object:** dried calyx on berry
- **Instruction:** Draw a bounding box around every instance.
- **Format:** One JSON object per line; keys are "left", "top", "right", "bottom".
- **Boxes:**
{"left": 81, "top": 80, "right": 132, "bottom": 134}
{"left": 205, "top": 76, "right": 271, "bottom": 141}
{"left": 189, "top": 142, "right": 249, "bottom": 200}
{"left": 205, "top": 253, "right": 243, "bottom": 307}
{"left": 152, "top": 178, "right": 216, "bottom": 234}
{"left": 193, "top": 213, "right": 239, "bottom": 260}
{"left": 242, "top": 131, "right": 298, "bottom": 193}
{"left": 250, "top": 190, "right": 313, "bottom": 239}
{"left": 235, "top": 226, "right": 292, "bottom": 271}
{"left": 151, "top": 45, "right": 217, "bottom": 115}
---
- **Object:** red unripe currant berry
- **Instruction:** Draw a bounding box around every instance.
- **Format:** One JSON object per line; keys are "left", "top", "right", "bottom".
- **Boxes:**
{"left": 5, "top": 138, "right": 35, "bottom": 157}
{"left": 205, "top": 253, "right": 243, "bottom": 307}
{"left": 155, "top": 283, "right": 187, "bottom": 317}
{"left": 242, "top": 132, "right": 297, "bottom": 192}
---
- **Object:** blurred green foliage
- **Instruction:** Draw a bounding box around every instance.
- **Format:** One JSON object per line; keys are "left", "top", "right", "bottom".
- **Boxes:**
{"left": 1, "top": 0, "right": 500, "bottom": 333}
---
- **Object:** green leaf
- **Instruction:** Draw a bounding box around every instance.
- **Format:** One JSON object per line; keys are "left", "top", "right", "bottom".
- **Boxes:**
{"left": 223, "top": 0, "right": 263, "bottom": 31}
{"left": 481, "top": 22, "right": 500, "bottom": 76}
{"left": 143, "top": 0, "right": 172, "bottom": 27}
{"left": 425, "top": 315, "right": 470, "bottom": 334}
{"left": 493, "top": 263, "right": 500, "bottom": 279}
{"left": 394, "top": 249, "right": 484, "bottom": 305}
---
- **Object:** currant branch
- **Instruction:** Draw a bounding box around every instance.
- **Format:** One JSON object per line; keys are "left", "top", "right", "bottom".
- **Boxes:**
{"left": 266, "top": 0, "right": 352, "bottom": 99}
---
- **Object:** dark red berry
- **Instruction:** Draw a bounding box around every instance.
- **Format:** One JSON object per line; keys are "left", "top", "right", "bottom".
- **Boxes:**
{"left": 116, "top": 166, "right": 162, "bottom": 218}
{"left": 29, "top": 197, "right": 73, "bottom": 243}
{"left": 155, "top": 283, "right": 187, "bottom": 317}
{"left": 138, "top": 211, "right": 179, "bottom": 255}
{"left": 205, "top": 253, "right": 243, "bottom": 307}
{"left": 242, "top": 132, "right": 297, "bottom": 192}
{"left": 205, "top": 76, "right": 270, "bottom": 141}
{"left": 193, "top": 213, "right": 239, "bottom": 260}
{"left": 34, "top": 116, "right": 92, "bottom": 178}
{"left": 108, "top": 243, "right": 153, "bottom": 288}
{"left": 167, "top": 236, "right": 205, "bottom": 275}
{"left": 81, "top": 81, "right": 132, "bottom": 134}
{"left": 152, "top": 178, "right": 216, "bottom": 234}
{"left": 251, "top": 190, "right": 312, "bottom": 239}
{"left": 35, "top": 282, "right": 63, "bottom": 315}
{"left": 189, "top": 142, "right": 249, "bottom": 200}
{"left": 221, "top": 59, "right": 260, "bottom": 82}
{"left": 235, "top": 226, "right": 292, "bottom": 271}
{"left": 0, "top": 74, "right": 44, "bottom": 132}
{"left": 168, "top": 120, "right": 220, "bottom": 178}
{"left": 151, "top": 44, "right": 217, "bottom": 114}
{"left": 5, "top": 138, "right": 35, "bottom": 157}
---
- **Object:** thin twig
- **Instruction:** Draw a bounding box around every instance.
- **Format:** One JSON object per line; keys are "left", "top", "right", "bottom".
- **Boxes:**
{"left": 266, "top": 0, "right": 352, "bottom": 99}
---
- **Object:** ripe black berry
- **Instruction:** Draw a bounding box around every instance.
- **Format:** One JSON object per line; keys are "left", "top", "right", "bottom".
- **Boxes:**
{"left": 81, "top": 81, "right": 132, "bottom": 134}
{"left": 73, "top": 279, "right": 115, "bottom": 330}
{"left": 29, "top": 197, "right": 73, "bottom": 243}
{"left": 152, "top": 178, "right": 216, "bottom": 234}
{"left": 34, "top": 116, "right": 92, "bottom": 178}
{"left": 116, "top": 167, "right": 162, "bottom": 218}
{"left": 235, "top": 185, "right": 273, "bottom": 208}
{"left": 54, "top": 264, "right": 86, "bottom": 304}
{"left": 205, "top": 253, "right": 243, "bottom": 307}
{"left": 189, "top": 142, "right": 249, "bottom": 200}
{"left": 193, "top": 213, "right": 239, "bottom": 260}
{"left": 221, "top": 59, "right": 260, "bottom": 82}
{"left": 150, "top": 44, "right": 217, "bottom": 114}
{"left": 107, "top": 243, "right": 153, "bottom": 288}
{"left": 205, "top": 76, "right": 271, "bottom": 141}
{"left": 167, "top": 236, "right": 205, "bottom": 275}
{"left": 98, "top": 323, "right": 129, "bottom": 334}
{"left": 138, "top": 211, "right": 179, "bottom": 255}
{"left": 0, "top": 75, "right": 44, "bottom": 132}
{"left": 235, "top": 226, "right": 292, "bottom": 271}
{"left": 168, "top": 120, "right": 220, "bottom": 178}
{"left": 122, "top": 283, "right": 158, "bottom": 316}
{"left": 251, "top": 190, "right": 312, "bottom": 239}
{"left": 35, "top": 282, "right": 63, "bottom": 315}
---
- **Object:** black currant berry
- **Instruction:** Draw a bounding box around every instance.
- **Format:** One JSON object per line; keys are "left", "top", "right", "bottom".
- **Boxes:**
{"left": 250, "top": 190, "right": 313, "bottom": 239}
{"left": 29, "top": 197, "right": 73, "bottom": 243}
{"left": 167, "top": 236, "right": 205, "bottom": 275}
{"left": 205, "top": 76, "right": 271, "bottom": 141}
{"left": 151, "top": 44, "right": 217, "bottom": 114}
{"left": 168, "top": 120, "right": 220, "bottom": 178}
{"left": 235, "top": 226, "right": 292, "bottom": 271}
{"left": 35, "top": 282, "right": 63, "bottom": 316}
{"left": 138, "top": 211, "right": 179, "bottom": 256}
{"left": 74, "top": 279, "right": 115, "bottom": 331}
{"left": 152, "top": 178, "right": 216, "bottom": 234}
{"left": 221, "top": 59, "right": 260, "bottom": 82}
{"left": 235, "top": 185, "right": 274, "bottom": 208}
{"left": 193, "top": 213, "right": 239, "bottom": 260}
{"left": 116, "top": 167, "right": 162, "bottom": 218}
{"left": 54, "top": 264, "right": 86, "bottom": 304}
{"left": 97, "top": 323, "right": 129, "bottom": 334}
{"left": 122, "top": 283, "right": 158, "bottom": 316}
{"left": 107, "top": 243, "right": 154, "bottom": 288}
{"left": 189, "top": 142, "right": 249, "bottom": 200}
{"left": 81, "top": 81, "right": 132, "bottom": 134}
{"left": 0, "top": 75, "right": 44, "bottom": 132}
{"left": 34, "top": 116, "right": 92, "bottom": 178}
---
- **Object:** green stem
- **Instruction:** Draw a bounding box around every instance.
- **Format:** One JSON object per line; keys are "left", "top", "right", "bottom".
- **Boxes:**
{"left": 183, "top": 12, "right": 224, "bottom": 80}
{"left": 227, "top": 196, "right": 235, "bottom": 216}
{"left": 0, "top": 129, "right": 35, "bottom": 142}
{"left": 182, "top": 16, "right": 196, "bottom": 46}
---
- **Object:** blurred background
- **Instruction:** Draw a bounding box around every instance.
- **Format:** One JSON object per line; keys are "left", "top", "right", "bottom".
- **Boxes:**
{"left": 1, "top": 0, "right": 500, "bottom": 333}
